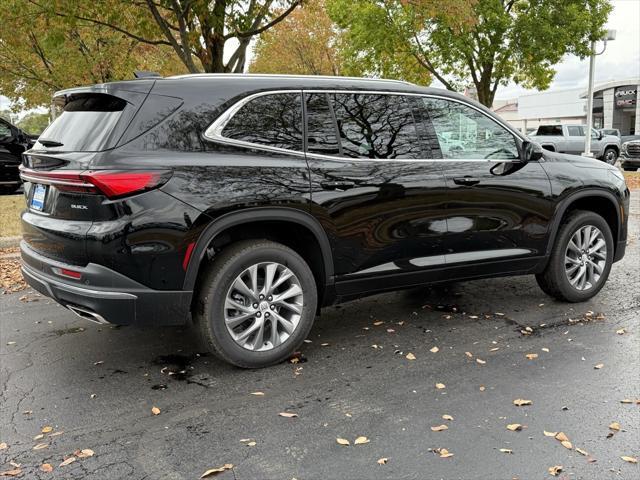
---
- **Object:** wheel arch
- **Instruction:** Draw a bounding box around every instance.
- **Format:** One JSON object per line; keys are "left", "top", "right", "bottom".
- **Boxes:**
{"left": 545, "top": 189, "right": 621, "bottom": 258}
{"left": 183, "top": 207, "right": 335, "bottom": 292}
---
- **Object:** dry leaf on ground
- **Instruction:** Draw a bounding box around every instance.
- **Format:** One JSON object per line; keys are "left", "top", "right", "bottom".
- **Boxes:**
{"left": 354, "top": 436, "right": 370, "bottom": 445}
{"left": 594, "top": 363, "right": 604, "bottom": 369}
{"left": 76, "top": 449, "right": 94, "bottom": 458}
{"left": 576, "top": 448, "right": 589, "bottom": 456}
{"left": 336, "top": 438, "right": 350, "bottom": 446}
{"left": 41, "top": 426, "right": 53, "bottom": 434}
{"left": 0, "top": 443, "right": 7, "bottom": 450}
{"left": 33, "top": 443, "right": 48, "bottom": 450}
{"left": 541, "top": 348, "right": 550, "bottom": 352}
{"left": 0, "top": 469, "right": 22, "bottom": 477}
{"left": 40, "top": 463, "right": 53, "bottom": 473}
{"left": 526, "top": 353, "right": 539, "bottom": 360}
{"left": 201, "top": 464, "right": 233, "bottom": 478}
{"left": 561, "top": 440, "right": 573, "bottom": 450}
{"left": 616, "top": 328, "right": 626, "bottom": 335}
{"left": 430, "top": 346, "right": 439, "bottom": 353}
{"left": 476, "top": 358, "right": 486, "bottom": 365}
{"left": 250, "top": 392, "right": 265, "bottom": 396}
{"left": 500, "top": 448, "right": 513, "bottom": 454}
{"left": 151, "top": 406, "right": 161, "bottom": 415}
{"left": 544, "top": 431, "right": 557, "bottom": 437}
{"left": 377, "top": 457, "right": 388, "bottom": 465}
{"left": 431, "top": 425, "right": 448, "bottom": 432}
{"left": 435, "top": 383, "right": 446, "bottom": 389}
{"left": 442, "top": 415, "right": 454, "bottom": 421}
{"left": 406, "top": 353, "right": 416, "bottom": 360}
{"left": 555, "top": 432, "right": 569, "bottom": 442}
{"left": 507, "top": 424, "right": 523, "bottom": 431}
{"left": 436, "top": 448, "right": 454, "bottom": 458}
{"left": 548, "top": 465, "right": 563, "bottom": 476}
{"left": 513, "top": 399, "right": 532, "bottom": 406}
{"left": 278, "top": 412, "right": 298, "bottom": 418}
{"left": 59, "top": 457, "right": 76, "bottom": 467}
{"left": 621, "top": 456, "right": 638, "bottom": 464}
{"left": 609, "top": 422, "right": 621, "bottom": 431}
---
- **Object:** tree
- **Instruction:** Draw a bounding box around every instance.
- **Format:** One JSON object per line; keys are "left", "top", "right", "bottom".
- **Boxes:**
{"left": 36, "top": 0, "right": 303, "bottom": 74}
{"left": 17, "top": 112, "right": 50, "bottom": 135}
{"left": 250, "top": 0, "right": 342, "bottom": 75}
{"left": 327, "top": 0, "right": 613, "bottom": 107}
{"left": 0, "top": 0, "right": 181, "bottom": 108}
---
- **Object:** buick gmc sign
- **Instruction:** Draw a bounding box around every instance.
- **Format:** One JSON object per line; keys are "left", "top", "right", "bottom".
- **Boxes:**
{"left": 615, "top": 87, "right": 637, "bottom": 108}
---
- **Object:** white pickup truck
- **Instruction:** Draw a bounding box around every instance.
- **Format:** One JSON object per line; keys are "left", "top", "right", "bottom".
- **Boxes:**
{"left": 529, "top": 124, "right": 621, "bottom": 164}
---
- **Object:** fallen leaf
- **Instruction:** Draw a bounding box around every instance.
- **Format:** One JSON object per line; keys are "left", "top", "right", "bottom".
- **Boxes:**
{"left": 373, "top": 321, "right": 384, "bottom": 326}
{"left": 621, "top": 399, "right": 633, "bottom": 404}
{"left": 246, "top": 441, "right": 256, "bottom": 447}
{"left": 33, "top": 443, "right": 48, "bottom": 450}
{"left": 499, "top": 448, "right": 513, "bottom": 454}
{"left": 609, "top": 422, "right": 621, "bottom": 431}
{"left": 151, "top": 406, "right": 161, "bottom": 415}
{"left": 616, "top": 328, "right": 626, "bottom": 335}
{"left": 40, "top": 463, "right": 53, "bottom": 473}
{"left": 513, "top": 399, "right": 532, "bottom": 406}
{"left": 594, "top": 363, "right": 604, "bottom": 369}
{"left": 200, "top": 464, "right": 234, "bottom": 478}
{"left": 354, "top": 436, "right": 370, "bottom": 445}
{"left": 465, "top": 351, "right": 473, "bottom": 358}
{"left": 541, "top": 348, "right": 550, "bottom": 353}
{"left": 543, "top": 431, "right": 558, "bottom": 437}
{"left": 0, "top": 443, "right": 6, "bottom": 450}
{"left": 278, "top": 412, "right": 298, "bottom": 418}
{"left": 59, "top": 457, "right": 76, "bottom": 467}
{"left": 436, "top": 448, "right": 454, "bottom": 458}
{"left": 386, "top": 328, "right": 395, "bottom": 333}
{"left": 576, "top": 448, "right": 589, "bottom": 456}
{"left": 431, "top": 425, "right": 448, "bottom": 432}
{"left": 76, "top": 448, "right": 94, "bottom": 458}
{"left": 435, "top": 383, "right": 446, "bottom": 390}
{"left": 250, "top": 392, "right": 265, "bottom": 396}
{"left": 525, "top": 353, "right": 539, "bottom": 360}
{"left": 377, "top": 457, "right": 388, "bottom": 465}
{"left": 555, "top": 432, "right": 569, "bottom": 442}
{"left": 430, "top": 346, "right": 439, "bottom": 353}
{"left": 320, "top": 343, "right": 330, "bottom": 347}
{"left": 33, "top": 434, "right": 44, "bottom": 440}
{"left": 476, "top": 358, "right": 486, "bottom": 365}
{"left": 507, "top": 424, "right": 523, "bottom": 431}
{"left": 489, "top": 347, "right": 500, "bottom": 352}
{"left": 41, "top": 426, "right": 53, "bottom": 434}
{"left": 336, "top": 438, "right": 350, "bottom": 446}
{"left": 406, "top": 353, "right": 416, "bottom": 360}
{"left": 561, "top": 440, "right": 573, "bottom": 450}
{"left": 548, "top": 465, "right": 563, "bottom": 476}
{"left": 0, "top": 469, "right": 21, "bottom": 477}
{"left": 621, "top": 456, "right": 638, "bottom": 464}
{"left": 49, "top": 431, "right": 64, "bottom": 437}
{"left": 442, "top": 415, "right": 454, "bottom": 421}
{"left": 479, "top": 385, "right": 486, "bottom": 391}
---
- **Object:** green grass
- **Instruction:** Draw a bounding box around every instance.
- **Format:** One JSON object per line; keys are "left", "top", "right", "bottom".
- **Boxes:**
{"left": 0, "top": 194, "right": 24, "bottom": 237}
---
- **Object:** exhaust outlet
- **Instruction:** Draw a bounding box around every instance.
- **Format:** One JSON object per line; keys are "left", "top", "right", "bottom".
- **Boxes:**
{"left": 67, "top": 305, "right": 110, "bottom": 325}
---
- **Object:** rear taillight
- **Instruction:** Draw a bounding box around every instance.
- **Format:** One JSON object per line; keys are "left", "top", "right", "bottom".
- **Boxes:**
{"left": 19, "top": 168, "right": 172, "bottom": 199}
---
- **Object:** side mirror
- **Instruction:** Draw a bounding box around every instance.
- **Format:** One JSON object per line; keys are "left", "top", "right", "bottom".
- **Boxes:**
{"left": 522, "top": 140, "right": 544, "bottom": 162}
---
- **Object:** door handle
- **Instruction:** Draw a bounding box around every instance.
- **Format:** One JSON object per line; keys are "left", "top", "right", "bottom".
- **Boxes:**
{"left": 453, "top": 176, "right": 480, "bottom": 186}
{"left": 321, "top": 180, "right": 356, "bottom": 190}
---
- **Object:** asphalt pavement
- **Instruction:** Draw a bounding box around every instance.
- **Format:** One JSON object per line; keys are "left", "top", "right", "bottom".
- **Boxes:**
{"left": 1, "top": 197, "right": 639, "bottom": 480}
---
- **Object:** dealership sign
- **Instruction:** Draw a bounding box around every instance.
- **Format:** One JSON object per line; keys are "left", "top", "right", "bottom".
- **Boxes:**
{"left": 615, "top": 87, "right": 637, "bottom": 108}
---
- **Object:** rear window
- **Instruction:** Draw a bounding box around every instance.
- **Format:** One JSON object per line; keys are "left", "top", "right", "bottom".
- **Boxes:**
{"left": 535, "top": 125, "right": 563, "bottom": 136}
{"left": 37, "top": 93, "right": 127, "bottom": 152}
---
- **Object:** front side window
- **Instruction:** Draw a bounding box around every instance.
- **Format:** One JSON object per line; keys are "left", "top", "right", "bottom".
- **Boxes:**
{"left": 423, "top": 98, "right": 519, "bottom": 160}
{"left": 221, "top": 93, "right": 303, "bottom": 151}
{"left": 0, "top": 122, "right": 12, "bottom": 139}
{"left": 330, "top": 93, "right": 422, "bottom": 159}
{"left": 567, "top": 126, "right": 583, "bottom": 136}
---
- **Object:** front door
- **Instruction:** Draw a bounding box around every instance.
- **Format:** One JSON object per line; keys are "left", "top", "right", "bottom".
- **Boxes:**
{"left": 303, "top": 91, "right": 449, "bottom": 296}
{"left": 420, "top": 96, "right": 554, "bottom": 276}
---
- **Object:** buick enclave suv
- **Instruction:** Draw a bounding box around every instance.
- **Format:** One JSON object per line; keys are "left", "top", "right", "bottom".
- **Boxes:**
{"left": 20, "top": 74, "right": 630, "bottom": 367}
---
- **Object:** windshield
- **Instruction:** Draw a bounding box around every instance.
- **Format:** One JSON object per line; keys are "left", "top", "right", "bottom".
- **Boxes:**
{"left": 36, "top": 94, "right": 127, "bottom": 152}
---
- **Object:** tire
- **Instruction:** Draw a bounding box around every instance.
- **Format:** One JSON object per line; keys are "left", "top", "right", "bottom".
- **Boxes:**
{"left": 536, "top": 210, "right": 614, "bottom": 302}
{"left": 602, "top": 147, "right": 618, "bottom": 165}
{"left": 193, "top": 239, "right": 317, "bottom": 368}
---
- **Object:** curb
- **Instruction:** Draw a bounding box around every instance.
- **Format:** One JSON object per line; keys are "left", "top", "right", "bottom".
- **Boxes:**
{"left": 0, "top": 236, "right": 21, "bottom": 249}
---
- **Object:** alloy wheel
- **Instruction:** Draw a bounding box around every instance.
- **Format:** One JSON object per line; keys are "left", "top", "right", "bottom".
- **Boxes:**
{"left": 564, "top": 225, "right": 607, "bottom": 291}
{"left": 224, "top": 262, "right": 304, "bottom": 351}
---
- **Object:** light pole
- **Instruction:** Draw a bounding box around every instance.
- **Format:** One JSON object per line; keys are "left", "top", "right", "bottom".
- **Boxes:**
{"left": 583, "top": 29, "right": 616, "bottom": 157}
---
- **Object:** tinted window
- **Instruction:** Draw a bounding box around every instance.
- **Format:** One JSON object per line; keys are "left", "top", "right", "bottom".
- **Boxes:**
{"left": 222, "top": 93, "right": 302, "bottom": 151}
{"left": 331, "top": 93, "right": 421, "bottom": 159}
{"left": 567, "top": 126, "right": 583, "bottom": 136}
{"left": 0, "top": 122, "right": 12, "bottom": 139}
{"left": 37, "top": 94, "right": 126, "bottom": 151}
{"left": 305, "top": 93, "right": 340, "bottom": 156}
{"left": 423, "top": 98, "right": 518, "bottom": 160}
{"left": 536, "top": 125, "right": 563, "bottom": 136}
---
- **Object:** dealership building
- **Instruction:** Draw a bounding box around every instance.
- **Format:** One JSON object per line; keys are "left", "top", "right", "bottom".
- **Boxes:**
{"left": 492, "top": 77, "right": 639, "bottom": 135}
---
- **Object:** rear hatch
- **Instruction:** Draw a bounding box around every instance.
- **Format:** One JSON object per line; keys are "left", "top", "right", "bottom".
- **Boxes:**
{"left": 21, "top": 81, "right": 156, "bottom": 265}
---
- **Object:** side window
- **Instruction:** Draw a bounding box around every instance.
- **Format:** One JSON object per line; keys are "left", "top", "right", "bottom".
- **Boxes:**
{"left": 0, "top": 122, "right": 12, "bottom": 139}
{"left": 423, "top": 98, "right": 519, "bottom": 160}
{"left": 221, "top": 93, "right": 302, "bottom": 151}
{"left": 305, "top": 93, "right": 340, "bottom": 156}
{"left": 331, "top": 93, "right": 422, "bottom": 159}
{"left": 567, "top": 126, "right": 582, "bottom": 136}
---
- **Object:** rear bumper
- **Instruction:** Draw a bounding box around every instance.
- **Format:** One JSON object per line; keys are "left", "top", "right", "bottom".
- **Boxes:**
{"left": 21, "top": 241, "right": 192, "bottom": 326}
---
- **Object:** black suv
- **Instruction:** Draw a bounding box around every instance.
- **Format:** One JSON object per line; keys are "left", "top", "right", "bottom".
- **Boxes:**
{"left": 1, "top": 117, "right": 35, "bottom": 194}
{"left": 20, "top": 75, "right": 630, "bottom": 368}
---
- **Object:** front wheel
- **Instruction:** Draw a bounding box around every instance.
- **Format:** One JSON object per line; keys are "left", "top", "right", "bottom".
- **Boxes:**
{"left": 536, "top": 210, "right": 614, "bottom": 302}
{"left": 602, "top": 147, "right": 618, "bottom": 165}
{"left": 194, "top": 239, "right": 317, "bottom": 368}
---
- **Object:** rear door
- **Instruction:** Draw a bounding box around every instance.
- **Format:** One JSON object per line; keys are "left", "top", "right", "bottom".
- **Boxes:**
{"left": 420, "top": 96, "right": 554, "bottom": 275}
{"left": 304, "top": 91, "right": 448, "bottom": 296}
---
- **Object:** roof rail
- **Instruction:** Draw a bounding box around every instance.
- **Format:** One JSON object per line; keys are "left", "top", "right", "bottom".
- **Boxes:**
{"left": 134, "top": 71, "right": 162, "bottom": 79}
{"left": 165, "top": 73, "right": 413, "bottom": 86}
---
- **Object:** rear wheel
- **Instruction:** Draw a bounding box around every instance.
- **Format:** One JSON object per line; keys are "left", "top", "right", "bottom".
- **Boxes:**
{"left": 536, "top": 210, "right": 613, "bottom": 302}
{"left": 602, "top": 147, "right": 618, "bottom": 165}
{"left": 194, "top": 239, "right": 317, "bottom": 368}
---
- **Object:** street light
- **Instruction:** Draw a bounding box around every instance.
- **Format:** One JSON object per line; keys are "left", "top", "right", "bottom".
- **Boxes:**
{"left": 583, "top": 29, "right": 616, "bottom": 157}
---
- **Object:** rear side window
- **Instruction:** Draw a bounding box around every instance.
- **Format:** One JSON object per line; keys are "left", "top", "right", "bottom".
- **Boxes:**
{"left": 305, "top": 93, "right": 340, "bottom": 156}
{"left": 331, "top": 93, "right": 422, "bottom": 159}
{"left": 221, "top": 93, "right": 303, "bottom": 151}
{"left": 536, "top": 125, "right": 563, "bottom": 136}
{"left": 567, "top": 126, "right": 584, "bottom": 136}
{"left": 38, "top": 93, "right": 127, "bottom": 151}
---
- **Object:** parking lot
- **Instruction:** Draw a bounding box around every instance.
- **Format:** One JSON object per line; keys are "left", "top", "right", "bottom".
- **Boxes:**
{"left": 1, "top": 195, "right": 639, "bottom": 479}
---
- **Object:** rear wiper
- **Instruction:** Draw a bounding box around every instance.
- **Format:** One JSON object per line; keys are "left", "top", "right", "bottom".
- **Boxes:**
{"left": 37, "top": 138, "right": 64, "bottom": 147}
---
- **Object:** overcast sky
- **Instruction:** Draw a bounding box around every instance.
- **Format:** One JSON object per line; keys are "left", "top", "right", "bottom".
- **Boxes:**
{"left": 2, "top": 0, "right": 638, "bottom": 114}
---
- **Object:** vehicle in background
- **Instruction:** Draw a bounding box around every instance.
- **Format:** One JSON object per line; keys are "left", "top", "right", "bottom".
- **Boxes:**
{"left": 0, "top": 118, "right": 36, "bottom": 194}
{"left": 529, "top": 124, "right": 621, "bottom": 164}
{"left": 621, "top": 134, "right": 640, "bottom": 144}
{"left": 620, "top": 138, "right": 640, "bottom": 171}
{"left": 599, "top": 128, "right": 621, "bottom": 138}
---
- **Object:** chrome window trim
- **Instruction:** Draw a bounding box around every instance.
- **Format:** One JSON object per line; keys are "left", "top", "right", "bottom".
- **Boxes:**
{"left": 203, "top": 89, "right": 525, "bottom": 163}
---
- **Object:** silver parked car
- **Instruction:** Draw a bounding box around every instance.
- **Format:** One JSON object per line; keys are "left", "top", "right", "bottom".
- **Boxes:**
{"left": 529, "top": 124, "right": 621, "bottom": 164}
